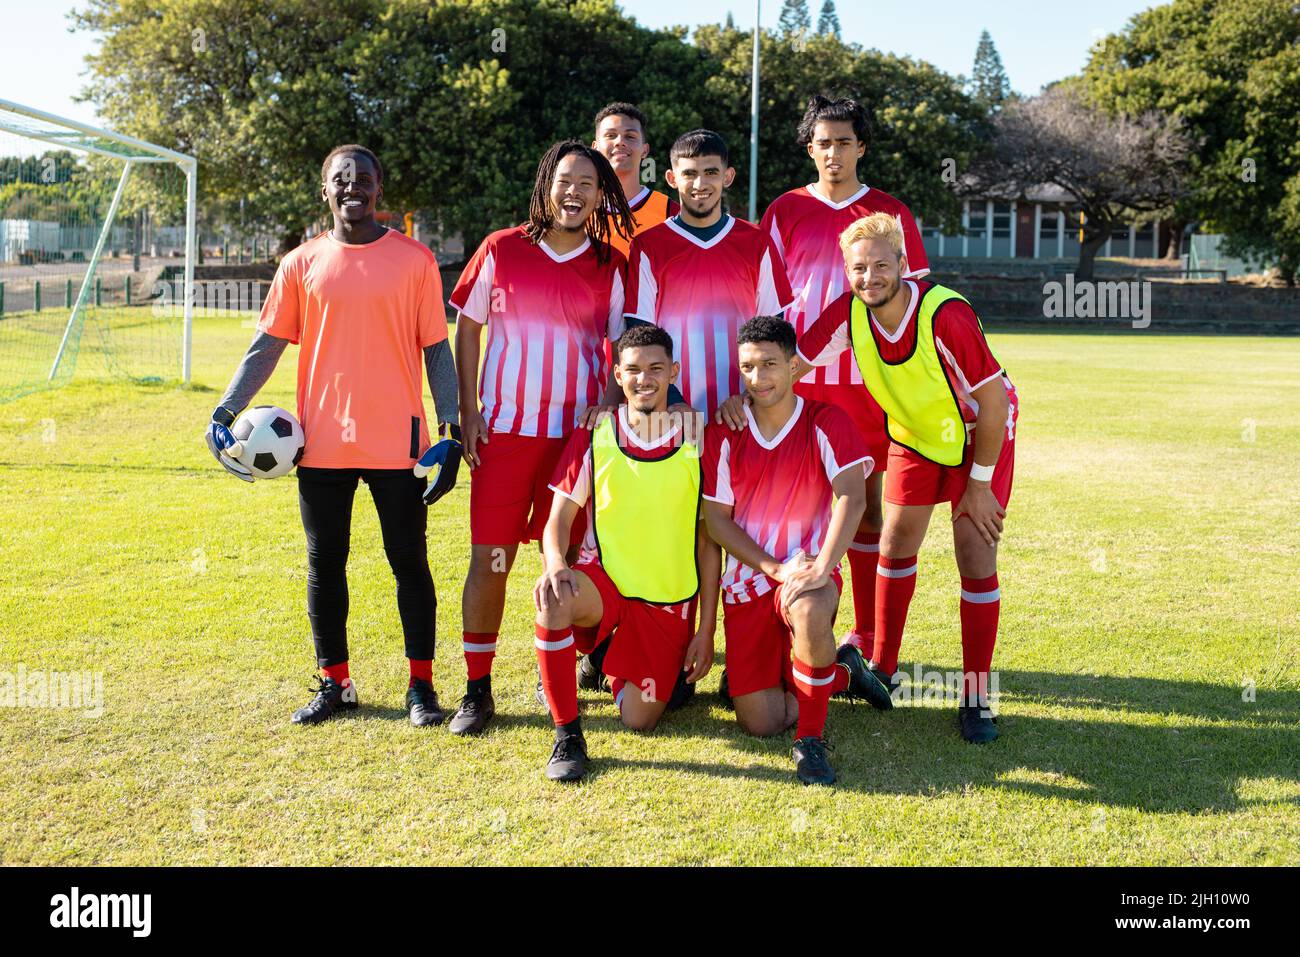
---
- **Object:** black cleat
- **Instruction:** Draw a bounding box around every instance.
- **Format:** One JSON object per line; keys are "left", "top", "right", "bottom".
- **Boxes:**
{"left": 545, "top": 728, "right": 589, "bottom": 782}
{"left": 958, "top": 703, "right": 999, "bottom": 743}
{"left": 868, "top": 660, "right": 901, "bottom": 696}
{"left": 667, "top": 669, "right": 696, "bottom": 711}
{"left": 792, "top": 736, "right": 836, "bottom": 786}
{"left": 448, "top": 686, "right": 495, "bottom": 735}
{"left": 835, "top": 643, "right": 894, "bottom": 710}
{"left": 578, "top": 645, "right": 610, "bottom": 692}
{"left": 717, "top": 668, "right": 733, "bottom": 710}
{"left": 291, "top": 676, "right": 359, "bottom": 725}
{"left": 406, "top": 679, "right": 446, "bottom": 727}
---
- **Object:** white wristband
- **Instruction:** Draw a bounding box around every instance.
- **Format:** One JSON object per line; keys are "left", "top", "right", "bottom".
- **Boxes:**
{"left": 969, "top": 462, "right": 995, "bottom": 483}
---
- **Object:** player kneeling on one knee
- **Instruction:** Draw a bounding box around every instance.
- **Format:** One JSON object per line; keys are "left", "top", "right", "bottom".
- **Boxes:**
{"left": 702, "top": 317, "right": 893, "bottom": 786}
{"left": 531, "top": 325, "right": 720, "bottom": 782}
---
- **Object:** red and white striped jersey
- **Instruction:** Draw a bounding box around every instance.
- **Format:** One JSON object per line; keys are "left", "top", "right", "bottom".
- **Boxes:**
{"left": 702, "top": 396, "right": 872, "bottom": 603}
{"left": 449, "top": 225, "right": 626, "bottom": 438}
{"left": 624, "top": 215, "right": 794, "bottom": 415}
{"left": 760, "top": 184, "right": 928, "bottom": 387}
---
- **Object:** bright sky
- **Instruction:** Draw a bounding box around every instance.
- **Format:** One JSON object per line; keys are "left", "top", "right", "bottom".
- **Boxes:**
{"left": 3, "top": 1, "right": 1158, "bottom": 130}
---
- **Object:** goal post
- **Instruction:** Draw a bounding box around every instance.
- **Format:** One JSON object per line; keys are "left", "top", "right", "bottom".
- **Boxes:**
{"left": 0, "top": 98, "right": 197, "bottom": 402}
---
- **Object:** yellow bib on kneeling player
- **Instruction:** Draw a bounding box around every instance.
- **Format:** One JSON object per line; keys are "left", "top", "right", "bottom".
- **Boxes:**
{"left": 590, "top": 414, "right": 700, "bottom": 604}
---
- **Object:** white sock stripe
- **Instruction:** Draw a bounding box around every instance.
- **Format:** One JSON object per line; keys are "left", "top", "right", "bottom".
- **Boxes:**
{"left": 960, "top": 587, "right": 1001, "bottom": 604}
{"left": 791, "top": 666, "right": 837, "bottom": 687}
{"left": 533, "top": 635, "right": 575, "bottom": 652}
{"left": 877, "top": 562, "right": 918, "bottom": 579}
{"left": 614, "top": 686, "right": 625, "bottom": 709}
{"left": 849, "top": 542, "right": 881, "bottom": 553}
{"left": 462, "top": 641, "right": 498, "bottom": 654}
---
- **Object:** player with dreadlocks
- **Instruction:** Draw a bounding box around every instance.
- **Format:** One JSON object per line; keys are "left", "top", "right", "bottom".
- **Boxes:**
{"left": 446, "top": 140, "right": 635, "bottom": 735}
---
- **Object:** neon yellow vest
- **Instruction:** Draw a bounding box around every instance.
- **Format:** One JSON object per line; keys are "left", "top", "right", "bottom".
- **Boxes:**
{"left": 850, "top": 284, "right": 989, "bottom": 467}
{"left": 590, "top": 414, "right": 701, "bottom": 604}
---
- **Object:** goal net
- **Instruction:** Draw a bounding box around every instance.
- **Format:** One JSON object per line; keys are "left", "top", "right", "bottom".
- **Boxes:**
{"left": 0, "top": 99, "right": 195, "bottom": 403}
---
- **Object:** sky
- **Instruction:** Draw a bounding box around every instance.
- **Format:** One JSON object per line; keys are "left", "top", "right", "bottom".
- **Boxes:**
{"left": 1, "top": 1, "right": 1159, "bottom": 130}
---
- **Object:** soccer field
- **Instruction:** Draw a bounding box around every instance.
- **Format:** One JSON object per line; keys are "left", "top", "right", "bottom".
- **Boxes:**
{"left": 0, "top": 312, "right": 1297, "bottom": 866}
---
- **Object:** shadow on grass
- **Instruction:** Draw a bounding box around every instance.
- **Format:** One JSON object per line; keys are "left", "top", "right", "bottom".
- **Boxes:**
{"left": 571, "top": 670, "right": 1299, "bottom": 814}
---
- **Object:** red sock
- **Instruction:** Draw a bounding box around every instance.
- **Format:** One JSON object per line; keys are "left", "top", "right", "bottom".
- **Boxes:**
{"left": 408, "top": 658, "right": 432, "bottom": 686}
{"left": 960, "top": 573, "right": 1000, "bottom": 705}
{"left": 792, "top": 657, "right": 837, "bottom": 740}
{"left": 873, "top": 554, "right": 918, "bottom": 674}
{"left": 535, "top": 625, "right": 578, "bottom": 726}
{"left": 846, "top": 531, "right": 880, "bottom": 645}
{"left": 462, "top": 631, "right": 497, "bottom": 682}
{"left": 322, "top": 662, "right": 350, "bottom": 684}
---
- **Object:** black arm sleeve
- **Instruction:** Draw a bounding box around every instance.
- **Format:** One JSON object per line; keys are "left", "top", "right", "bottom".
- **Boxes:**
{"left": 423, "top": 339, "right": 460, "bottom": 429}
{"left": 216, "top": 331, "right": 290, "bottom": 420}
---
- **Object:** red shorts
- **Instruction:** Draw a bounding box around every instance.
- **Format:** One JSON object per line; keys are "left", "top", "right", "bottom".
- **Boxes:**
{"left": 469, "top": 431, "right": 584, "bottom": 546}
{"left": 574, "top": 561, "right": 696, "bottom": 704}
{"left": 794, "top": 380, "right": 888, "bottom": 475}
{"left": 884, "top": 431, "right": 1015, "bottom": 512}
{"left": 721, "top": 569, "right": 843, "bottom": 698}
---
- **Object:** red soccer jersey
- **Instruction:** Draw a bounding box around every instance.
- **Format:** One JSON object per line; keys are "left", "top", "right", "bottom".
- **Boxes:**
{"left": 549, "top": 406, "right": 687, "bottom": 565}
{"left": 701, "top": 397, "right": 872, "bottom": 603}
{"left": 760, "top": 183, "right": 929, "bottom": 387}
{"left": 798, "top": 281, "right": 1019, "bottom": 438}
{"left": 449, "top": 225, "right": 626, "bottom": 438}
{"left": 624, "top": 215, "right": 795, "bottom": 415}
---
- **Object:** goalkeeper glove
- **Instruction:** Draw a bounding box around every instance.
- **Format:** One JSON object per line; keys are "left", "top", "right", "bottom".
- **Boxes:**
{"left": 205, "top": 406, "right": 253, "bottom": 482}
{"left": 415, "top": 423, "right": 462, "bottom": 506}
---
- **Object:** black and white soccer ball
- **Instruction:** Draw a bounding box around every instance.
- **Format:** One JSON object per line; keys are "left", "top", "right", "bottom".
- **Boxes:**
{"left": 229, "top": 405, "right": 305, "bottom": 479}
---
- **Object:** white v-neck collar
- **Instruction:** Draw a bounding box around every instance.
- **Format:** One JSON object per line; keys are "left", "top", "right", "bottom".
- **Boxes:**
{"left": 664, "top": 214, "right": 735, "bottom": 250}
{"left": 806, "top": 182, "right": 870, "bottom": 210}
{"left": 871, "top": 280, "right": 920, "bottom": 344}
{"left": 626, "top": 185, "right": 650, "bottom": 209}
{"left": 744, "top": 395, "right": 804, "bottom": 450}
{"left": 619, "top": 405, "right": 679, "bottom": 450}
{"left": 539, "top": 236, "right": 591, "bottom": 263}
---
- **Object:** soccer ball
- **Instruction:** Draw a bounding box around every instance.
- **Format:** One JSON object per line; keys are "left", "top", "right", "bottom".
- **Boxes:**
{"left": 228, "top": 405, "right": 305, "bottom": 479}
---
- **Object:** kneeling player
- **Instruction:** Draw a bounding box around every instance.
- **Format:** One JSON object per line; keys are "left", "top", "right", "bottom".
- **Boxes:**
{"left": 532, "top": 325, "right": 720, "bottom": 782}
{"left": 701, "top": 317, "right": 893, "bottom": 786}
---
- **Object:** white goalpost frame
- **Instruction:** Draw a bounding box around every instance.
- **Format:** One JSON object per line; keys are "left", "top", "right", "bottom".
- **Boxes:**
{"left": 0, "top": 98, "right": 197, "bottom": 385}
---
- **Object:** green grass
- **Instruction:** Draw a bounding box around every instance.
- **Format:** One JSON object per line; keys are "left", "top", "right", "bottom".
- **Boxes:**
{"left": 0, "top": 313, "right": 1297, "bottom": 865}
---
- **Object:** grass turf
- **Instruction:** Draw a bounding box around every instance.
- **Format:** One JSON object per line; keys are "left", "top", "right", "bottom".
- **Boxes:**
{"left": 0, "top": 312, "right": 1296, "bottom": 865}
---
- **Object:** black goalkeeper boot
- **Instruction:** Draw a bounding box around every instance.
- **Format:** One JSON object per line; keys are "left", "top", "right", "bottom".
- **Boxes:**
{"left": 406, "top": 679, "right": 446, "bottom": 727}
{"left": 291, "top": 676, "right": 359, "bottom": 725}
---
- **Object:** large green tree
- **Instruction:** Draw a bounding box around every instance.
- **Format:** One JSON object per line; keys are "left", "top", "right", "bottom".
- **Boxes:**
{"left": 694, "top": 25, "right": 984, "bottom": 232}
{"left": 72, "top": 0, "right": 981, "bottom": 255}
{"left": 1083, "top": 0, "right": 1300, "bottom": 283}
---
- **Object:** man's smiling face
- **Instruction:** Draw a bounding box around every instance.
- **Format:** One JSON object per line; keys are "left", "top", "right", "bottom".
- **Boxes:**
{"left": 322, "top": 152, "right": 381, "bottom": 223}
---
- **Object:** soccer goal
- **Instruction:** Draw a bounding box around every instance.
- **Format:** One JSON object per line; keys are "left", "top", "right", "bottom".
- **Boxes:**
{"left": 0, "top": 98, "right": 196, "bottom": 403}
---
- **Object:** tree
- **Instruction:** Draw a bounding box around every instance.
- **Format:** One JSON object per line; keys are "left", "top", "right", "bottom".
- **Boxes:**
{"left": 725, "top": 10, "right": 735, "bottom": 30}
{"left": 692, "top": 26, "right": 985, "bottom": 233}
{"left": 816, "top": 1, "right": 840, "bottom": 39}
{"left": 969, "top": 30, "right": 1010, "bottom": 112}
{"left": 73, "top": 0, "right": 381, "bottom": 253}
{"left": 777, "top": 0, "right": 811, "bottom": 37}
{"left": 971, "top": 85, "right": 1194, "bottom": 279}
{"left": 1083, "top": 0, "right": 1300, "bottom": 284}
